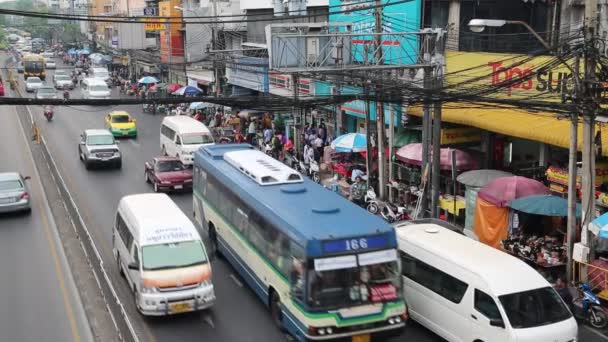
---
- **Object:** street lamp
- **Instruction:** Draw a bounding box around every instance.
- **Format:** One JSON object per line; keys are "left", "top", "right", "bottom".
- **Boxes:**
{"left": 467, "top": 19, "right": 551, "bottom": 51}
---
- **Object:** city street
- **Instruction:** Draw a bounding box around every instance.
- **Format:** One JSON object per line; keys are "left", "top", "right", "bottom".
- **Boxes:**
{"left": 18, "top": 62, "right": 444, "bottom": 342}
{"left": 0, "top": 89, "right": 93, "bottom": 341}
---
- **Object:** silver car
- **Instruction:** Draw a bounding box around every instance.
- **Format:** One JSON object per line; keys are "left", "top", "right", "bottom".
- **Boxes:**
{"left": 25, "top": 77, "right": 43, "bottom": 93}
{"left": 35, "top": 85, "right": 58, "bottom": 99}
{"left": 78, "top": 129, "right": 122, "bottom": 169}
{"left": 0, "top": 172, "right": 31, "bottom": 214}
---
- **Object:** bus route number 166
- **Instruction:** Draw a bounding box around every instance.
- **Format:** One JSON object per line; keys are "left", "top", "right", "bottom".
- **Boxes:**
{"left": 345, "top": 238, "right": 368, "bottom": 251}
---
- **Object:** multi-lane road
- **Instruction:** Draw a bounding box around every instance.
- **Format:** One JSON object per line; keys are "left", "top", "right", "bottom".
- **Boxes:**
{"left": 5, "top": 55, "right": 606, "bottom": 342}
{"left": 0, "top": 81, "right": 93, "bottom": 341}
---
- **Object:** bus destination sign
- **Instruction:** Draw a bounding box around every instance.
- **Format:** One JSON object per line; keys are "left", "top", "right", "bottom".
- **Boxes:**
{"left": 322, "top": 235, "right": 388, "bottom": 254}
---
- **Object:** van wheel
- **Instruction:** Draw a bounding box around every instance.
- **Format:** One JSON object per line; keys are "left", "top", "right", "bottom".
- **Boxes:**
{"left": 269, "top": 290, "right": 283, "bottom": 330}
{"left": 117, "top": 254, "right": 124, "bottom": 278}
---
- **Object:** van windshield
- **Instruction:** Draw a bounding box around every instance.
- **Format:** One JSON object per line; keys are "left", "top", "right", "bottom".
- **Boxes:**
{"left": 181, "top": 134, "right": 214, "bottom": 145}
{"left": 499, "top": 287, "right": 572, "bottom": 329}
{"left": 142, "top": 240, "right": 207, "bottom": 271}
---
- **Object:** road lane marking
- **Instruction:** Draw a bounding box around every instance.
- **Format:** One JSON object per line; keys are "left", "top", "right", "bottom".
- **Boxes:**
{"left": 128, "top": 139, "right": 141, "bottom": 147}
{"left": 229, "top": 274, "right": 243, "bottom": 288}
{"left": 14, "top": 105, "right": 82, "bottom": 342}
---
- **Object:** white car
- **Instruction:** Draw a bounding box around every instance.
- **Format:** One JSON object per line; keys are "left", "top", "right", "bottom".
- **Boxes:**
{"left": 44, "top": 58, "right": 56, "bottom": 69}
{"left": 25, "top": 77, "right": 43, "bottom": 93}
{"left": 42, "top": 51, "right": 54, "bottom": 58}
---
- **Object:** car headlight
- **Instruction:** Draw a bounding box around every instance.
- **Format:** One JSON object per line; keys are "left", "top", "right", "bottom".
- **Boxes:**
{"left": 141, "top": 286, "right": 159, "bottom": 294}
{"left": 200, "top": 279, "right": 212, "bottom": 288}
{"left": 114, "top": 152, "right": 121, "bottom": 157}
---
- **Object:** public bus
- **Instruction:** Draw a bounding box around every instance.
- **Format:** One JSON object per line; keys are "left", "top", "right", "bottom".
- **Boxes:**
{"left": 193, "top": 144, "right": 406, "bottom": 342}
{"left": 22, "top": 54, "right": 46, "bottom": 80}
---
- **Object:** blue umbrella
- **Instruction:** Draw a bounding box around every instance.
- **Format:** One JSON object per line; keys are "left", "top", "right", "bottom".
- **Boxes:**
{"left": 330, "top": 133, "right": 367, "bottom": 152}
{"left": 67, "top": 48, "right": 77, "bottom": 55}
{"left": 508, "top": 194, "right": 581, "bottom": 218}
{"left": 189, "top": 102, "right": 211, "bottom": 110}
{"left": 591, "top": 213, "right": 608, "bottom": 239}
{"left": 78, "top": 48, "right": 90, "bottom": 55}
{"left": 173, "top": 86, "right": 203, "bottom": 96}
{"left": 138, "top": 76, "right": 160, "bottom": 84}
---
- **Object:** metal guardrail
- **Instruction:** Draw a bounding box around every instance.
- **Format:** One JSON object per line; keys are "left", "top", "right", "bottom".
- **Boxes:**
{"left": 4, "top": 57, "right": 140, "bottom": 342}
{"left": 574, "top": 260, "right": 608, "bottom": 295}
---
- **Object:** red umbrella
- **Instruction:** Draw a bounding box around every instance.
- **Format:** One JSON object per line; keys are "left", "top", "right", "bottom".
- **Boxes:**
{"left": 167, "top": 84, "right": 182, "bottom": 93}
{"left": 478, "top": 176, "right": 550, "bottom": 207}
{"left": 395, "top": 143, "right": 478, "bottom": 171}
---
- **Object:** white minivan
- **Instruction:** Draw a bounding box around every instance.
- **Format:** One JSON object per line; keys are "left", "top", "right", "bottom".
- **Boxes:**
{"left": 89, "top": 67, "right": 110, "bottom": 83}
{"left": 81, "top": 78, "right": 111, "bottom": 99}
{"left": 395, "top": 223, "right": 577, "bottom": 342}
{"left": 113, "top": 193, "right": 215, "bottom": 316}
{"left": 160, "top": 116, "right": 214, "bottom": 165}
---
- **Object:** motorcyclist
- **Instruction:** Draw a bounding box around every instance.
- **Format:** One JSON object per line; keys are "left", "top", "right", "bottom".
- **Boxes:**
{"left": 43, "top": 105, "right": 54, "bottom": 120}
{"left": 349, "top": 176, "right": 368, "bottom": 207}
{"left": 63, "top": 89, "right": 70, "bottom": 100}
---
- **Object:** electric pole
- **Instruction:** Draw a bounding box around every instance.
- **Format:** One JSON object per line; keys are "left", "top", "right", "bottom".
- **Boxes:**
{"left": 581, "top": 0, "right": 598, "bottom": 253}
{"left": 567, "top": 55, "right": 581, "bottom": 283}
{"left": 212, "top": 0, "right": 220, "bottom": 97}
{"left": 375, "top": 0, "right": 386, "bottom": 199}
{"left": 431, "top": 68, "right": 442, "bottom": 218}
{"left": 166, "top": 17, "right": 172, "bottom": 83}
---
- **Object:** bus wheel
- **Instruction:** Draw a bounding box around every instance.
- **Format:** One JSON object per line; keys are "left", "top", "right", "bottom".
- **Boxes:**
{"left": 270, "top": 290, "right": 283, "bottom": 329}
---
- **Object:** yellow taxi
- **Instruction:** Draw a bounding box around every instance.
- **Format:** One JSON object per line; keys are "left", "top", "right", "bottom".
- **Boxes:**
{"left": 105, "top": 111, "right": 137, "bottom": 138}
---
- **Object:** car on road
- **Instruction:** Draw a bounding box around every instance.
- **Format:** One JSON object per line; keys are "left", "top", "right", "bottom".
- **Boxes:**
{"left": 144, "top": 157, "right": 193, "bottom": 192}
{"left": 25, "top": 76, "right": 43, "bottom": 93}
{"left": 35, "top": 85, "right": 57, "bottom": 99}
{"left": 42, "top": 51, "right": 54, "bottom": 59}
{"left": 16, "top": 61, "right": 23, "bottom": 73}
{"left": 78, "top": 129, "right": 122, "bottom": 169}
{"left": 53, "top": 74, "right": 73, "bottom": 89}
{"left": 105, "top": 111, "right": 137, "bottom": 138}
{"left": 0, "top": 172, "right": 31, "bottom": 214}
{"left": 44, "top": 58, "right": 56, "bottom": 69}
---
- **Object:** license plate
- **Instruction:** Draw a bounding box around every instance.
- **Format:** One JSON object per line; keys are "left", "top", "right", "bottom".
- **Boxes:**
{"left": 122, "top": 131, "right": 128, "bottom": 136}
{"left": 352, "top": 335, "right": 370, "bottom": 342}
{"left": 169, "top": 302, "right": 191, "bottom": 313}
{"left": 174, "top": 185, "right": 183, "bottom": 189}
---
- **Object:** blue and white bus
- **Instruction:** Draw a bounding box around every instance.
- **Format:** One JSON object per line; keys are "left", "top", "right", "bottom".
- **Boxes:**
{"left": 193, "top": 144, "right": 406, "bottom": 341}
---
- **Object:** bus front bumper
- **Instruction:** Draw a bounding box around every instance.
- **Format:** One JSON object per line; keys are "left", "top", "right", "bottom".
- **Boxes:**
{"left": 304, "top": 321, "right": 405, "bottom": 341}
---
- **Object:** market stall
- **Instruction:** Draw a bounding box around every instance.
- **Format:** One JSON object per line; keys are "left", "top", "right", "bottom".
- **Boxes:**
{"left": 473, "top": 176, "right": 550, "bottom": 248}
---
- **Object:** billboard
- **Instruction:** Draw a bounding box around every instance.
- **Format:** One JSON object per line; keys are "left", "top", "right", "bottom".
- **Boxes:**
{"left": 329, "top": 0, "right": 422, "bottom": 65}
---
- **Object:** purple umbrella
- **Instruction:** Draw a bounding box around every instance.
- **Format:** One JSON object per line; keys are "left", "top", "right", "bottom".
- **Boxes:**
{"left": 478, "top": 176, "right": 551, "bottom": 207}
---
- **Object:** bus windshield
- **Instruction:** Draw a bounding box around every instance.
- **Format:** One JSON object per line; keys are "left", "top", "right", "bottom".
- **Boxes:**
{"left": 306, "top": 252, "right": 401, "bottom": 309}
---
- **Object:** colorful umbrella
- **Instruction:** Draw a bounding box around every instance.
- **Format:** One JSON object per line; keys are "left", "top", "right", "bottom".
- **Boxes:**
{"left": 508, "top": 195, "right": 581, "bottom": 217}
{"left": 330, "top": 133, "right": 367, "bottom": 153}
{"left": 172, "top": 85, "right": 203, "bottom": 96}
{"left": 167, "top": 84, "right": 182, "bottom": 93}
{"left": 478, "top": 176, "right": 551, "bottom": 208}
{"left": 138, "top": 76, "right": 159, "bottom": 84}
{"left": 67, "top": 48, "right": 77, "bottom": 55}
{"left": 395, "top": 143, "right": 478, "bottom": 171}
{"left": 457, "top": 169, "right": 514, "bottom": 188}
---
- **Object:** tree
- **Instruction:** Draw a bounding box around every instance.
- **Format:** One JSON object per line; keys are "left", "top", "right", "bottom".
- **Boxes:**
{"left": 63, "top": 23, "right": 85, "bottom": 43}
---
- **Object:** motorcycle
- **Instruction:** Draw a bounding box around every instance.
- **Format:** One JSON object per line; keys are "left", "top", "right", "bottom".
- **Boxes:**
{"left": 43, "top": 106, "right": 54, "bottom": 122}
{"left": 297, "top": 158, "right": 320, "bottom": 183}
{"left": 283, "top": 149, "right": 300, "bottom": 170}
{"left": 365, "top": 187, "right": 410, "bottom": 222}
{"left": 569, "top": 283, "right": 608, "bottom": 329}
{"left": 63, "top": 90, "right": 70, "bottom": 100}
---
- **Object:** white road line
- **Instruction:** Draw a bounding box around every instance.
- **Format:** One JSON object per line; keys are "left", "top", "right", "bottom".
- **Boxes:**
{"left": 583, "top": 325, "right": 608, "bottom": 340}
{"left": 128, "top": 139, "right": 141, "bottom": 147}
{"left": 202, "top": 313, "right": 215, "bottom": 329}
{"left": 229, "top": 274, "right": 244, "bottom": 288}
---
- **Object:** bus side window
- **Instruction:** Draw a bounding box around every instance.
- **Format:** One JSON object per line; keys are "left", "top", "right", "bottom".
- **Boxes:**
{"left": 289, "top": 244, "right": 305, "bottom": 301}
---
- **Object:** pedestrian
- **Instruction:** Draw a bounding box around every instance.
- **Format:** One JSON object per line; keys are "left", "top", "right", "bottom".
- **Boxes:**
{"left": 77, "top": 73, "right": 83, "bottom": 87}
{"left": 349, "top": 176, "right": 368, "bottom": 207}
{"left": 271, "top": 134, "right": 283, "bottom": 159}
{"left": 314, "top": 134, "right": 324, "bottom": 160}
{"left": 234, "top": 131, "right": 244, "bottom": 143}
{"left": 318, "top": 120, "right": 327, "bottom": 142}
{"left": 248, "top": 119, "right": 257, "bottom": 143}
{"left": 263, "top": 126, "right": 273, "bottom": 145}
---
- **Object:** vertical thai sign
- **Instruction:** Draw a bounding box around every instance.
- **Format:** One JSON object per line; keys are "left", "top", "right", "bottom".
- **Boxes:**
{"left": 329, "top": 0, "right": 422, "bottom": 65}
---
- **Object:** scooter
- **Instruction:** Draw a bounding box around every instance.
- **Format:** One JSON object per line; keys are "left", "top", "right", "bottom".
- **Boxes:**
{"left": 365, "top": 187, "right": 410, "bottom": 222}
{"left": 570, "top": 283, "right": 608, "bottom": 329}
{"left": 43, "top": 107, "right": 54, "bottom": 122}
{"left": 283, "top": 149, "right": 300, "bottom": 169}
{"left": 298, "top": 159, "right": 320, "bottom": 183}
{"left": 63, "top": 90, "right": 70, "bottom": 100}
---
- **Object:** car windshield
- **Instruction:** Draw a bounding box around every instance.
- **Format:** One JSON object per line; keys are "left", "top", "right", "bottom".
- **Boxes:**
{"left": 142, "top": 240, "right": 207, "bottom": 271}
{"left": 307, "top": 251, "right": 401, "bottom": 309}
{"left": 111, "top": 115, "right": 130, "bottom": 123}
{"left": 56, "top": 75, "right": 69, "bottom": 81}
{"left": 95, "top": 72, "right": 109, "bottom": 78}
{"left": 157, "top": 160, "right": 186, "bottom": 172}
{"left": 27, "top": 78, "right": 41, "bottom": 84}
{"left": 180, "top": 134, "right": 214, "bottom": 145}
{"left": 90, "top": 85, "right": 108, "bottom": 92}
{"left": 499, "top": 287, "right": 572, "bottom": 329}
{"left": 87, "top": 134, "right": 115, "bottom": 145}
{"left": 0, "top": 180, "right": 22, "bottom": 191}
{"left": 38, "top": 88, "right": 54, "bottom": 94}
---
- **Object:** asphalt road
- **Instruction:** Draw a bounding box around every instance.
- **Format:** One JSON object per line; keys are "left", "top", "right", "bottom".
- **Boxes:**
{"left": 13, "top": 60, "right": 445, "bottom": 342}
{"left": 0, "top": 90, "right": 93, "bottom": 341}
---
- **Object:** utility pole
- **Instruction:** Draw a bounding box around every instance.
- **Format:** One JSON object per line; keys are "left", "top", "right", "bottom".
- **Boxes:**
{"left": 166, "top": 16, "right": 172, "bottom": 83}
{"left": 431, "top": 68, "right": 442, "bottom": 218}
{"left": 581, "top": 0, "right": 598, "bottom": 253}
{"left": 365, "top": 83, "right": 373, "bottom": 189}
{"left": 375, "top": 0, "right": 386, "bottom": 199}
{"left": 212, "top": 0, "right": 220, "bottom": 97}
{"left": 567, "top": 55, "right": 581, "bottom": 283}
{"left": 420, "top": 64, "right": 433, "bottom": 217}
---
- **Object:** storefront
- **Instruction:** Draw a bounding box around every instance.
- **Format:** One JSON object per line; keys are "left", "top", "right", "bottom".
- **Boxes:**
{"left": 187, "top": 70, "right": 214, "bottom": 95}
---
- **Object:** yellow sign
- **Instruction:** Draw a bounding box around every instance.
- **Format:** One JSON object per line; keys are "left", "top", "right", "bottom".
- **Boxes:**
{"left": 144, "top": 19, "right": 165, "bottom": 32}
{"left": 446, "top": 51, "right": 578, "bottom": 103}
{"left": 440, "top": 127, "right": 481, "bottom": 145}
{"left": 546, "top": 163, "right": 608, "bottom": 186}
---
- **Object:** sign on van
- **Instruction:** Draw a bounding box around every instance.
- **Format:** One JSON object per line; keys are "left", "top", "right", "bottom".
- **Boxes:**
{"left": 143, "top": 227, "right": 194, "bottom": 245}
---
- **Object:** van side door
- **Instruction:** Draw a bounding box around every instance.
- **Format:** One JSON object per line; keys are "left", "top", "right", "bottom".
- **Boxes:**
{"left": 470, "top": 289, "right": 510, "bottom": 342}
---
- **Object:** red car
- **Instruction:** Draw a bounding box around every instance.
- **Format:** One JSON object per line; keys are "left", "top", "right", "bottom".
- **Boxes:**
{"left": 144, "top": 157, "right": 193, "bottom": 192}
{"left": 0, "top": 81, "right": 5, "bottom": 96}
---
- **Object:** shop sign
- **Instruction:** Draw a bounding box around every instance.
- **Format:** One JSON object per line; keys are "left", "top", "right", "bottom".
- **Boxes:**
{"left": 144, "top": 22, "right": 165, "bottom": 31}
{"left": 546, "top": 164, "right": 608, "bottom": 186}
{"left": 446, "top": 51, "right": 580, "bottom": 103}
{"left": 440, "top": 127, "right": 481, "bottom": 145}
{"left": 120, "top": 56, "right": 129, "bottom": 66}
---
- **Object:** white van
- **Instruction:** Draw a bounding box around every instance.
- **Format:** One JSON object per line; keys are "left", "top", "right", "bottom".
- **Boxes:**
{"left": 160, "top": 116, "right": 214, "bottom": 165}
{"left": 113, "top": 193, "right": 215, "bottom": 316}
{"left": 81, "top": 78, "right": 111, "bottom": 99}
{"left": 89, "top": 67, "right": 110, "bottom": 83}
{"left": 395, "top": 223, "right": 577, "bottom": 342}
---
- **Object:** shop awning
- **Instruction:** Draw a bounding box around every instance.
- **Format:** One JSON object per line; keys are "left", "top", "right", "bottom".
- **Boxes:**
{"left": 408, "top": 104, "right": 608, "bottom": 157}
{"left": 187, "top": 70, "right": 214, "bottom": 85}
